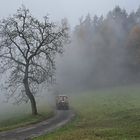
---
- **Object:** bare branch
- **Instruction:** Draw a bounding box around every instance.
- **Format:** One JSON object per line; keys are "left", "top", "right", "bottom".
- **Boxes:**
{"left": 0, "top": 5, "right": 69, "bottom": 112}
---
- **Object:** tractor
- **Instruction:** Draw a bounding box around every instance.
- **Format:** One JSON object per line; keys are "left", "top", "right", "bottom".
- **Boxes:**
{"left": 56, "top": 95, "right": 69, "bottom": 110}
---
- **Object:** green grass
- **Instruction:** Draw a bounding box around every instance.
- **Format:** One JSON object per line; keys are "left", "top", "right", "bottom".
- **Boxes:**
{"left": 0, "top": 101, "right": 53, "bottom": 131}
{"left": 33, "top": 85, "right": 140, "bottom": 140}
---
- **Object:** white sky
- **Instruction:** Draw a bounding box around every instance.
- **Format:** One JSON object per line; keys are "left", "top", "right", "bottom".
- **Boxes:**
{"left": 0, "top": 0, "right": 140, "bottom": 27}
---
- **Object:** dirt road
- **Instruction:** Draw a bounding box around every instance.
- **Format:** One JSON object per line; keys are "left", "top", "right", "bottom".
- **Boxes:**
{"left": 0, "top": 110, "right": 75, "bottom": 140}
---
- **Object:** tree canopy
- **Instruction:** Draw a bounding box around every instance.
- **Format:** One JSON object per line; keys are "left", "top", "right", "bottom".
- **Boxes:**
{"left": 58, "top": 6, "right": 140, "bottom": 90}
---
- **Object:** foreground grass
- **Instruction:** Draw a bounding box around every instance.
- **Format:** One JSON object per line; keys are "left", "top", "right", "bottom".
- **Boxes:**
{"left": 0, "top": 102, "right": 53, "bottom": 131}
{"left": 34, "top": 85, "right": 140, "bottom": 140}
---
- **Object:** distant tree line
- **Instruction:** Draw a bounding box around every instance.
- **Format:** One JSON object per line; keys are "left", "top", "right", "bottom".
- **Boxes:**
{"left": 61, "top": 6, "right": 140, "bottom": 89}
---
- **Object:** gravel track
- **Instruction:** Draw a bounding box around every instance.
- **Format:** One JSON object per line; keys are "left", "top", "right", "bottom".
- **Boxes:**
{"left": 0, "top": 110, "right": 75, "bottom": 140}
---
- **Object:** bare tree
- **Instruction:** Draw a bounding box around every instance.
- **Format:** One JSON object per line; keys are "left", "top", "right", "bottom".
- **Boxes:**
{"left": 0, "top": 6, "right": 69, "bottom": 115}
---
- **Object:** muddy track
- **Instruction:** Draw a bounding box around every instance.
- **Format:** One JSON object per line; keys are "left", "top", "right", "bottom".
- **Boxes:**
{"left": 0, "top": 110, "right": 75, "bottom": 140}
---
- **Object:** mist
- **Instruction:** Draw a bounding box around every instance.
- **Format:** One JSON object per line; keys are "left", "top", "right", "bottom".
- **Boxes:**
{"left": 1, "top": 3, "right": 140, "bottom": 122}
{"left": 55, "top": 6, "right": 140, "bottom": 93}
{"left": 0, "top": 2, "right": 140, "bottom": 140}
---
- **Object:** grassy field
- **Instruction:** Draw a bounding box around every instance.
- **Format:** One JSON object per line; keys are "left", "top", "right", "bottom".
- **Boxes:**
{"left": 34, "top": 85, "right": 140, "bottom": 140}
{"left": 0, "top": 100, "right": 53, "bottom": 131}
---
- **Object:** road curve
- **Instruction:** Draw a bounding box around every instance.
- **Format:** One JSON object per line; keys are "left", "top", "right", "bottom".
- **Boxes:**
{"left": 0, "top": 110, "right": 75, "bottom": 140}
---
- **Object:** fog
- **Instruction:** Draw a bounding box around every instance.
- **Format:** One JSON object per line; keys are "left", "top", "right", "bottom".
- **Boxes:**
{"left": 0, "top": 1, "right": 140, "bottom": 118}
{"left": 0, "top": 0, "right": 139, "bottom": 27}
{"left": 55, "top": 6, "right": 140, "bottom": 93}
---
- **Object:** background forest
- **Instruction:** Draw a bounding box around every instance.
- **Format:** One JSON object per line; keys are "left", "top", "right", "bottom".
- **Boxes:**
{"left": 56, "top": 6, "right": 140, "bottom": 91}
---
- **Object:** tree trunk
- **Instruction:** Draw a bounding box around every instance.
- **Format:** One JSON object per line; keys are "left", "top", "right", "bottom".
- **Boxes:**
{"left": 23, "top": 64, "right": 38, "bottom": 115}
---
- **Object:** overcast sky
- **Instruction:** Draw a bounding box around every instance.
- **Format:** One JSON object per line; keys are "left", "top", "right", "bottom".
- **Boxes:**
{"left": 0, "top": 0, "right": 140, "bottom": 27}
